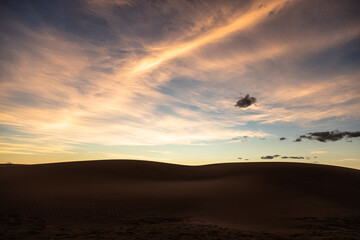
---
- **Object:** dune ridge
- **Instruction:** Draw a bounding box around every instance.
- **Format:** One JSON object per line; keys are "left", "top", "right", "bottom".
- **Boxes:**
{"left": 1, "top": 160, "right": 360, "bottom": 239}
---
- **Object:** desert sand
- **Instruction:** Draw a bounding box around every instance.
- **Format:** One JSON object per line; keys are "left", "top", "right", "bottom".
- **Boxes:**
{"left": 1, "top": 160, "right": 360, "bottom": 239}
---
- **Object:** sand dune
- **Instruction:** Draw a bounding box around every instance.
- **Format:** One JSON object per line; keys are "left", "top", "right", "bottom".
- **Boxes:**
{"left": 1, "top": 160, "right": 360, "bottom": 239}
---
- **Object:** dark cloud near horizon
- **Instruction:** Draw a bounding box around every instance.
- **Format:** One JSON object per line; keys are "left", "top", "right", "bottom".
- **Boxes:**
{"left": 282, "top": 156, "right": 304, "bottom": 159}
{"left": 260, "top": 155, "right": 308, "bottom": 160}
{"left": 279, "top": 137, "right": 286, "bottom": 141}
{"left": 232, "top": 136, "right": 248, "bottom": 142}
{"left": 294, "top": 130, "right": 360, "bottom": 142}
{"left": 261, "top": 154, "right": 280, "bottom": 159}
{"left": 234, "top": 94, "right": 257, "bottom": 108}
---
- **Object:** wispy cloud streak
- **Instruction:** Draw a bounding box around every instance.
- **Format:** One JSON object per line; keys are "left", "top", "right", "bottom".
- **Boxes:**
{"left": 130, "top": 0, "right": 291, "bottom": 75}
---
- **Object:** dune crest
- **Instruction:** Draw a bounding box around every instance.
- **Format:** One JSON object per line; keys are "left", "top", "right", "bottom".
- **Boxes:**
{"left": 1, "top": 160, "right": 360, "bottom": 239}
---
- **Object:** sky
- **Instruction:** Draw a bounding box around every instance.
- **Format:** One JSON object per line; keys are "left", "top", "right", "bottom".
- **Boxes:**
{"left": 0, "top": 0, "right": 360, "bottom": 168}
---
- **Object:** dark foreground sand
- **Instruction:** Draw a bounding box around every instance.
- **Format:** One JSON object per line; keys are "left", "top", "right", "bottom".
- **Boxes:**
{"left": 1, "top": 160, "right": 360, "bottom": 239}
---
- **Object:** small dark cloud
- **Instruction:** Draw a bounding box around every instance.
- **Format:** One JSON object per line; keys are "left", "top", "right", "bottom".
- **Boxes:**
{"left": 259, "top": 138, "right": 266, "bottom": 140}
{"left": 245, "top": 159, "right": 249, "bottom": 161}
{"left": 231, "top": 137, "right": 248, "bottom": 142}
{"left": 261, "top": 154, "right": 281, "bottom": 159}
{"left": 313, "top": 156, "right": 318, "bottom": 158}
{"left": 295, "top": 130, "right": 360, "bottom": 142}
{"left": 234, "top": 94, "right": 257, "bottom": 108}
{"left": 237, "top": 157, "right": 242, "bottom": 159}
{"left": 281, "top": 156, "right": 304, "bottom": 159}
{"left": 279, "top": 137, "right": 286, "bottom": 141}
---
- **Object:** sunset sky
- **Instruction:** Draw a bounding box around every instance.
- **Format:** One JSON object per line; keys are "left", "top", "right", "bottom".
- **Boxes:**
{"left": 1, "top": 0, "right": 359, "bottom": 168}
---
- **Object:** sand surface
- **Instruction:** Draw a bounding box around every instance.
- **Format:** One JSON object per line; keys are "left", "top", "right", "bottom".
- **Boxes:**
{"left": 1, "top": 160, "right": 360, "bottom": 239}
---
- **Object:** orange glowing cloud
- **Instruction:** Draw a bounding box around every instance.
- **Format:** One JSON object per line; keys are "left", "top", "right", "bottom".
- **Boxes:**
{"left": 130, "top": 0, "right": 291, "bottom": 75}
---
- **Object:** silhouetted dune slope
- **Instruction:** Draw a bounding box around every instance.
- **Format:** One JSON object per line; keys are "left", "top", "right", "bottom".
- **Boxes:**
{"left": 1, "top": 160, "right": 359, "bottom": 229}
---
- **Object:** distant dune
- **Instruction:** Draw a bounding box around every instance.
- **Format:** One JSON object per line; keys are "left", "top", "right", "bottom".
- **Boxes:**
{"left": 1, "top": 160, "right": 360, "bottom": 239}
